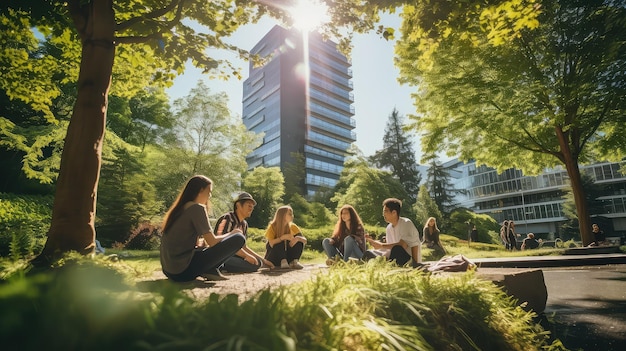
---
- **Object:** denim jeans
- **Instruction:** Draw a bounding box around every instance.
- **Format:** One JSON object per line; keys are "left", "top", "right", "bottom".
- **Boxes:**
{"left": 322, "top": 236, "right": 363, "bottom": 261}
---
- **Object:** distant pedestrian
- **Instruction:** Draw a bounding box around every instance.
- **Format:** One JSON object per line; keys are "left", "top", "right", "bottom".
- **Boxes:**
{"left": 500, "top": 220, "right": 510, "bottom": 249}
{"left": 470, "top": 225, "right": 478, "bottom": 243}
{"left": 507, "top": 221, "right": 519, "bottom": 251}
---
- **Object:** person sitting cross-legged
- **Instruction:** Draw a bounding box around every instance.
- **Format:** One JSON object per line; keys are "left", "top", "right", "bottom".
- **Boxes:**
{"left": 364, "top": 198, "right": 422, "bottom": 267}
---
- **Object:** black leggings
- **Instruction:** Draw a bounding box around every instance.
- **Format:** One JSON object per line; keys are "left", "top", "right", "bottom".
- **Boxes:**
{"left": 265, "top": 239, "right": 304, "bottom": 266}
{"left": 164, "top": 233, "right": 245, "bottom": 282}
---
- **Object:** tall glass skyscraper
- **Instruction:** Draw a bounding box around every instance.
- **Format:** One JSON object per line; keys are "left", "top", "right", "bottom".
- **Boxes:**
{"left": 242, "top": 25, "right": 355, "bottom": 197}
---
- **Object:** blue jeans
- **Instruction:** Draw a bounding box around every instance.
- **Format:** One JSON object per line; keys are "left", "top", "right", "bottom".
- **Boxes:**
{"left": 163, "top": 233, "right": 245, "bottom": 282}
{"left": 322, "top": 236, "right": 363, "bottom": 261}
{"left": 222, "top": 255, "right": 261, "bottom": 273}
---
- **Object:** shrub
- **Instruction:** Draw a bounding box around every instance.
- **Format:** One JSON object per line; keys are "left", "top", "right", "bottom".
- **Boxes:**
{"left": 0, "top": 194, "right": 52, "bottom": 259}
{"left": 120, "top": 221, "right": 161, "bottom": 250}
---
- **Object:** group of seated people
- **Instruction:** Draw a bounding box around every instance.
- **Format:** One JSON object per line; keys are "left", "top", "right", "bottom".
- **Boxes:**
{"left": 159, "top": 175, "right": 447, "bottom": 282}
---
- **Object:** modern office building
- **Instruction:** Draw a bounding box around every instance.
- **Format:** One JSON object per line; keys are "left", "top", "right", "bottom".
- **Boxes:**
{"left": 446, "top": 158, "right": 626, "bottom": 239}
{"left": 242, "top": 25, "right": 355, "bottom": 197}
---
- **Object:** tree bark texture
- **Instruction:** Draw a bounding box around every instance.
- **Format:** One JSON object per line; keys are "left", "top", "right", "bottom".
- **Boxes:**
{"left": 556, "top": 126, "right": 592, "bottom": 246}
{"left": 35, "top": 0, "right": 115, "bottom": 263}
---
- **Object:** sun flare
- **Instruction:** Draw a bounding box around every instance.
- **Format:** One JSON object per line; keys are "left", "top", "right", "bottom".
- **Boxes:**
{"left": 288, "top": 0, "right": 330, "bottom": 31}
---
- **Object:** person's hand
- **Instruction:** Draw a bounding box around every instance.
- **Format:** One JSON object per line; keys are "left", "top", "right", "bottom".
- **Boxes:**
{"left": 329, "top": 238, "right": 335, "bottom": 245}
{"left": 289, "top": 236, "right": 303, "bottom": 247}
{"left": 281, "top": 233, "right": 294, "bottom": 242}
{"left": 244, "top": 255, "right": 257, "bottom": 265}
{"left": 262, "top": 259, "right": 275, "bottom": 269}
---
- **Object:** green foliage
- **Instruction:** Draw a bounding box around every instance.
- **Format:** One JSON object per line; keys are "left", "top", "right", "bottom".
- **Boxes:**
{"left": 369, "top": 108, "right": 422, "bottom": 203}
{"left": 0, "top": 256, "right": 560, "bottom": 350}
{"left": 448, "top": 208, "right": 502, "bottom": 244}
{"left": 0, "top": 193, "right": 52, "bottom": 258}
{"left": 97, "top": 137, "right": 164, "bottom": 240}
{"left": 414, "top": 184, "right": 443, "bottom": 232}
{"left": 243, "top": 167, "right": 286, "bottom": 228}
{"left": 287, "top": 193, "right": 335, "bottom": 229}
{"left": 424, "top": 156, "right": 460, "bottom": 217}
{"left": 332, "top": 156, "right": 408, "bottom": 226}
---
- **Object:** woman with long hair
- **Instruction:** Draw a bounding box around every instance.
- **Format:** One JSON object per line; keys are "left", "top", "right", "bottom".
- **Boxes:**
{"left": 507, "top": 220, "right": 518, "bottom": 250}
{"left": 322, "top": 204, "right": 366, "bottom": 265}
{"left": 264, "top": 205, "right": 307, "bottom": 269}
{"left": 160, "top": 175, "right": 245, "bottom": 282}
{"left": 500, "top": 220, "right": 510, "bottom": 249}
{"left": 423, "top": 217, "right": 446, "bottom": 256}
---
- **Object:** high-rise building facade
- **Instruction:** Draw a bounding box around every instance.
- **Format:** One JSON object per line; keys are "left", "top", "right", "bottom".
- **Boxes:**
{"left": 446, "top": 159, "right": 626, "bottom": 239}
{"left": 242, "top": 25, "right": 355, "bottom": 197}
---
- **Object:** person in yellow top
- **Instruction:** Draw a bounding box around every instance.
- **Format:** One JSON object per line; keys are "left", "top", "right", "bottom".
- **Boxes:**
{"left": 264, "top": 205, "right": 307, "bottom": 269}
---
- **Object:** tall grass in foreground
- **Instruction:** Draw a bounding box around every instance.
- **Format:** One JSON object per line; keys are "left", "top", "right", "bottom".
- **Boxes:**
{"left": 0, "top": 257, "right": 567, "bottom": 351}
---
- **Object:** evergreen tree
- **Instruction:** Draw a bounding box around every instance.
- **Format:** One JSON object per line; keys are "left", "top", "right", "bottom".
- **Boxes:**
{"left": 369, "top": 108, "right": 421, "bottom": 203}
{"left": 425, "top": 156, "right": 459, "bottom": 217}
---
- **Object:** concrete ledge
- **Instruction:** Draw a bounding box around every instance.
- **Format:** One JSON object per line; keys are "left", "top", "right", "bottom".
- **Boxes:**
{"left": 563, "top": 245, "right": 621, "bottom": 255}
{"left": 477, "top": 268, "right": 547, "bottom": 313}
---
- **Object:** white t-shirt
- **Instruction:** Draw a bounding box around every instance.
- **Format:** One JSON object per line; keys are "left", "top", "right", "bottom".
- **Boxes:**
{"left": 385, "top": 217, "right": 422, "bottom": 256}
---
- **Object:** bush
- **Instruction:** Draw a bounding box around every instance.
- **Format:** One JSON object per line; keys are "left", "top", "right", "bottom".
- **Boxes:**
{"left": 119, "top": 221, "right": 161, "bottom": 250}
{"left": 0, "top": 258, "right": 564, "bottom": 350}
{"left": 0, "top": 193, "right": 52, "bottom": 259}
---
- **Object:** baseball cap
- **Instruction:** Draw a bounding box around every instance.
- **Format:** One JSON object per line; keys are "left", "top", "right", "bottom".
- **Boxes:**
{"left": 234, "top": 192, "right": 257, "bottom": 205}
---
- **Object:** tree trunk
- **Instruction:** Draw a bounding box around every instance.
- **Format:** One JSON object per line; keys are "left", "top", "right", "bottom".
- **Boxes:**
{"left": 34, "top": 0, "right": 115, "bottom": 264}
{"left": 556, "top": 127, "right": 592, "bottom": 246}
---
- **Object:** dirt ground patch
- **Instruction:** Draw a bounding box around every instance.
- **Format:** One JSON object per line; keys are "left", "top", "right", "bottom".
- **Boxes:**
{"left": 139, "top": 263, "right": 328, "bottom": 302}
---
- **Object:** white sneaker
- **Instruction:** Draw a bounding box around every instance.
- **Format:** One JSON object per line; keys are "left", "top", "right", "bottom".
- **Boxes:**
{"left": 280, "top": 259, "right": 289, "bottom": 269}
{"left": 290, "top": 259, "right": 304, "bottom": 270}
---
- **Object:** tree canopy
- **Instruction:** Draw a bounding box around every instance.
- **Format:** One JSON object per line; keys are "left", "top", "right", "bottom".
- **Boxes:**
{"left": 395, "top": 0, "right": 626, "bottom": 245}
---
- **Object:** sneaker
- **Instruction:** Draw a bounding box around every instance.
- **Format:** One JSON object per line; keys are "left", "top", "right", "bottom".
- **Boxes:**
{"left": 201, "top": 268, "right": 227, "bottom": 281}
{"left": 280, "top": 259, "right": 290, "bottom": 269}
{"left": 290, "top": 259, "right": 304, "bottom": 269}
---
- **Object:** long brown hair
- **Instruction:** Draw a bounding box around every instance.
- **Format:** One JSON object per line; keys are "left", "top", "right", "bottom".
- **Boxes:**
{"left": 333, "top": 204, "right": 364, "bottom": 237}
{"left": 269, "top": 205, "right": 293, "bottom": 239}
{"left": 162, "top": 175, "right": 212, "bottom": 233}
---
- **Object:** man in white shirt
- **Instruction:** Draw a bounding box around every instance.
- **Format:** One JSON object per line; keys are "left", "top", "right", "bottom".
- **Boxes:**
{"left": 365, "top": 198, "right": 422, "bottom": 266}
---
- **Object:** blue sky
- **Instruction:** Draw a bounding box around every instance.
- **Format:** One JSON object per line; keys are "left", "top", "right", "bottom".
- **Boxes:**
{"left": 166, "top": 13, "right": 422, "bottom": 160}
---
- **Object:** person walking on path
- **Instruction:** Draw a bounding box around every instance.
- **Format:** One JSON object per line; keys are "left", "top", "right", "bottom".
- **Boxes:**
{"left": 215, "top": 192, "right": 275, "bottom": 272}
{"left": 160, "top": 175, "right": 245, "bottom": 282}
{"left": 364, "top": 198, "right": 422, "bottom": 266}
{"left": 322, "top": 204, "right": 367, "bottom": 265}
{"left": 264, "top": 205, "right": 307, "bottom": 269}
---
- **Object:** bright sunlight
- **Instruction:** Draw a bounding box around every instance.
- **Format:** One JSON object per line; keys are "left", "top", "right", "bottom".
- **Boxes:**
{"left": 288, "top": 0, "right": 330, "bottom": 31}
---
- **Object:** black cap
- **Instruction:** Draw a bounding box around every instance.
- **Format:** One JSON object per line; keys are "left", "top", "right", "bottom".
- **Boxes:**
{"left": 234, "top": 192, "right": 256, "bottom": 205}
